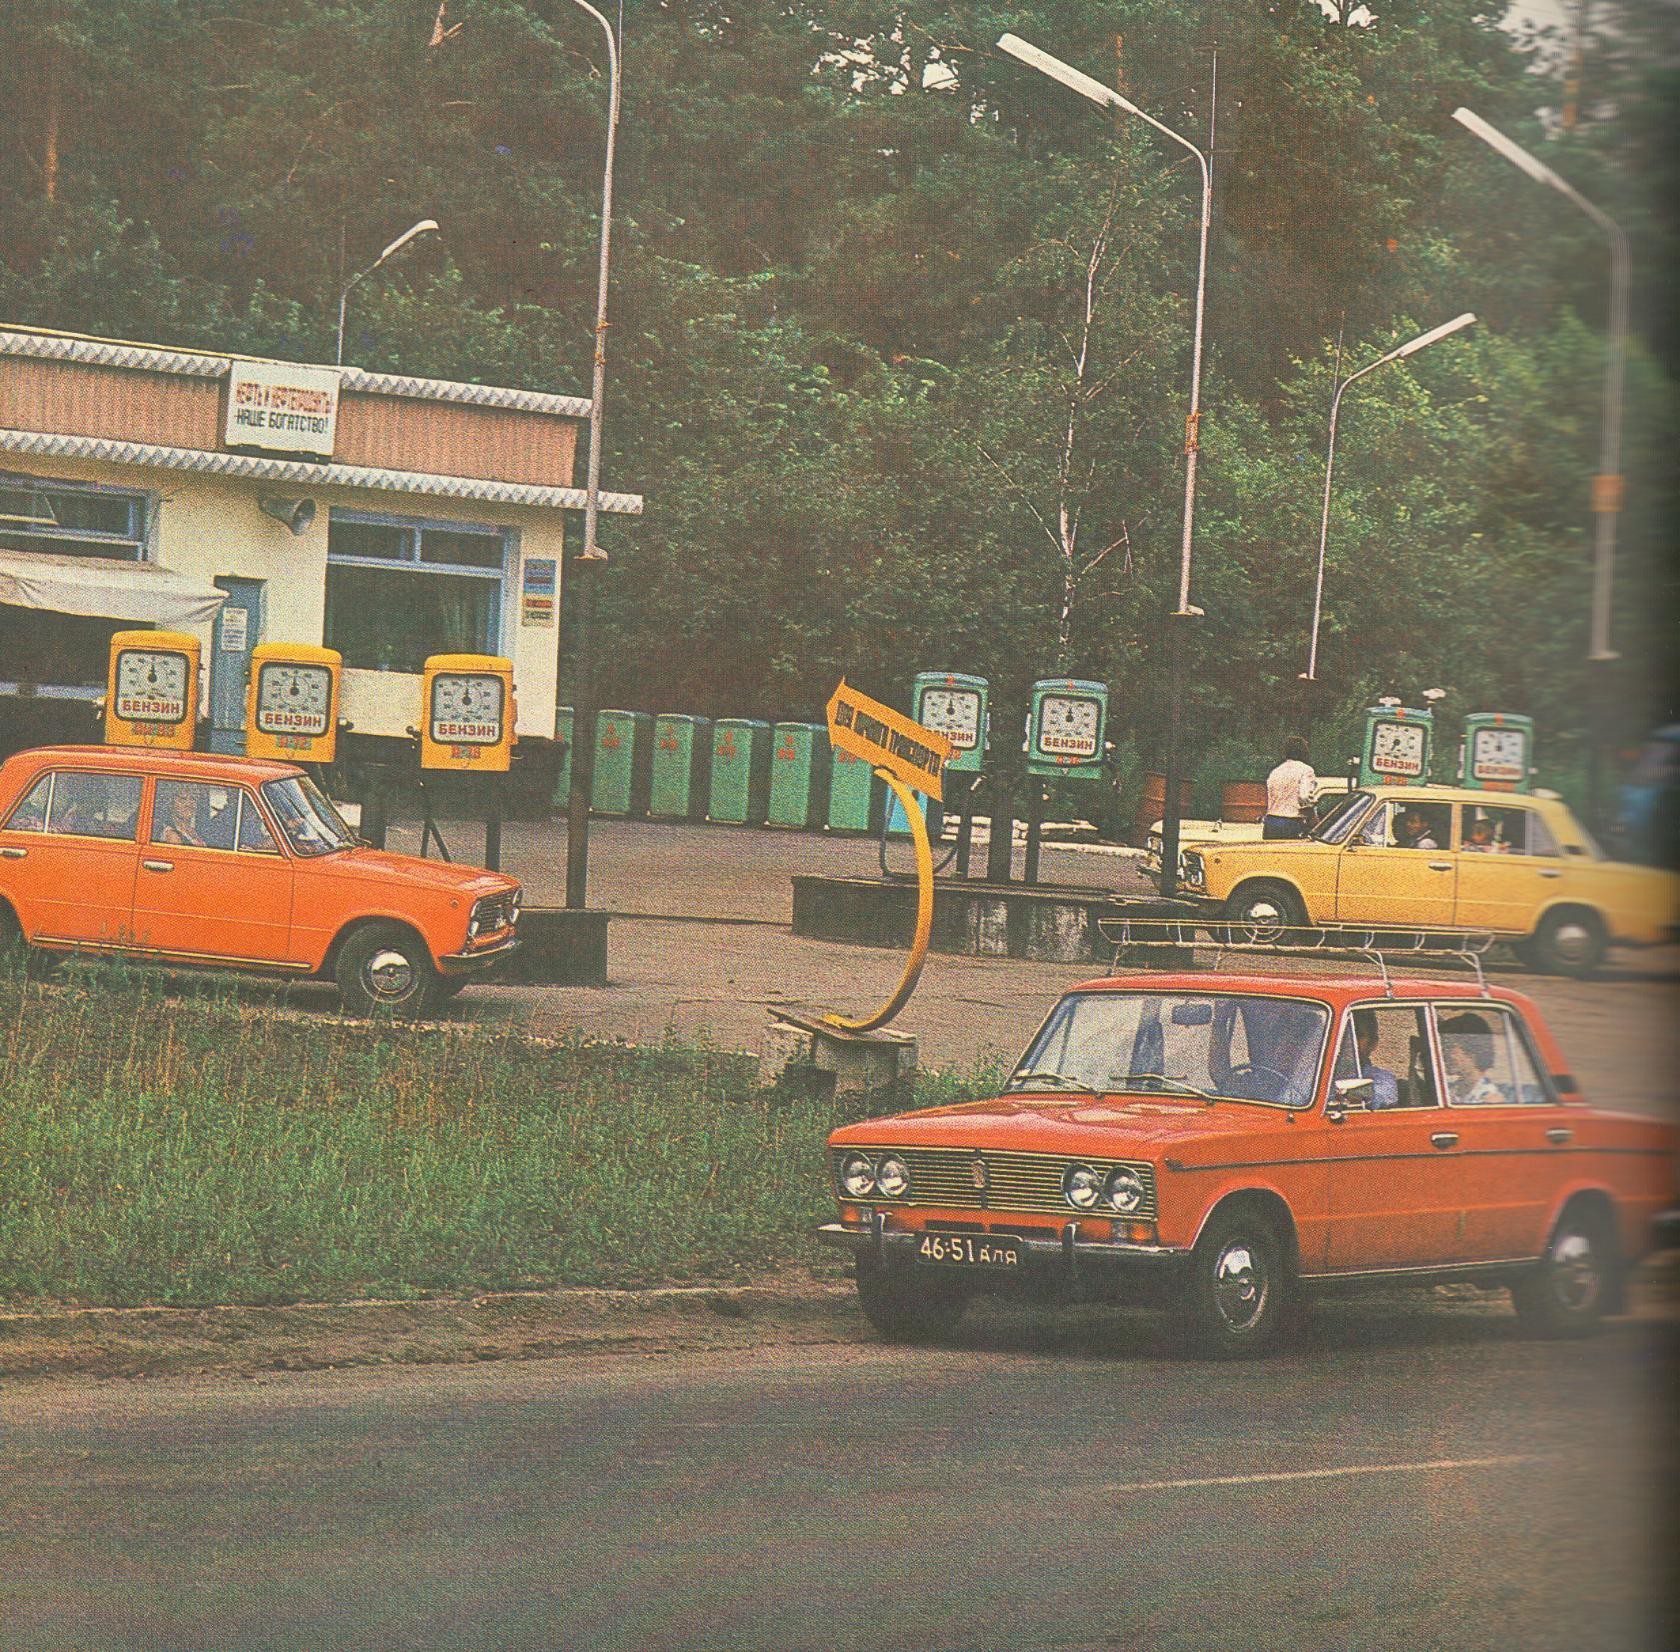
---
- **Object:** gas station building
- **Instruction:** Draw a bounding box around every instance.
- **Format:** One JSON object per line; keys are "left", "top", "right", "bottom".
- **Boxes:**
{"left": 0, "top": 326, "right": 641, "bottom": 770}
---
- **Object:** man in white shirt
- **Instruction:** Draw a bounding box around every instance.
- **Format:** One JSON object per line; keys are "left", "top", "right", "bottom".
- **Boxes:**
{"left": 1262, "top": 736, "right": 1318, "bottom": 840}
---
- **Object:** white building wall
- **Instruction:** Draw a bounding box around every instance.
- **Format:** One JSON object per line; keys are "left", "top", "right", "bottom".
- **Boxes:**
{"left": 7, "top": 452, "right": 565, "bottom": 740}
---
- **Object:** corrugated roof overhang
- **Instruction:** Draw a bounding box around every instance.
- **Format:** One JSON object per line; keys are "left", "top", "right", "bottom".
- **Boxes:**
{"left": 0, "top": 428, "right": 643, "bottom": 515}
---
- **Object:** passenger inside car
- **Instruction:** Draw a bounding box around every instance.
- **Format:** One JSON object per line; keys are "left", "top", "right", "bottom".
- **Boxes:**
{"left": 1441, "top": 1013, "right": 1508, "bottom": 1105}
{"left": 1332, "top": 1005, "right": 1438, "bottom": 1110}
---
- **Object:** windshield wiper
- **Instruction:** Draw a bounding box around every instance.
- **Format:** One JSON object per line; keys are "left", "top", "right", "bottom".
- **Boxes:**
{"left": 1105, "top": 1073, "right": 1218, "bottom": 1102}
{"left": 1004, "top": 1069, "right": 1098, "bottom": 1094}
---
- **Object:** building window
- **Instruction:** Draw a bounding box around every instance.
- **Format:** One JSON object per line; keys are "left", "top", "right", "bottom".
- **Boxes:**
{"left": 324, "top": 510, "right": 506, "bottom": 673}
{"left": 0, "top": 474, "right": 148, "bottom": 560}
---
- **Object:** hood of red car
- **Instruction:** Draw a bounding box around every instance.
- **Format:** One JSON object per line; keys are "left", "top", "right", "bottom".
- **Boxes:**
{"left": 831, "top": 1092, "right": 1289, "bottom": 1158}
{"left": 311, "top": 847, "right": 517, "bottom": 899}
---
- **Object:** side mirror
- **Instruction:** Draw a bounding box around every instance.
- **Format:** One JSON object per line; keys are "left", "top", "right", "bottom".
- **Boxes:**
{"left": 1329, "top": 1075, "right": 1375, "bottom": 1122}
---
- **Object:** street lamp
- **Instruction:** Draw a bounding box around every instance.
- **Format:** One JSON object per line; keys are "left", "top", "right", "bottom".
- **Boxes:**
{"left": 997, "top": 32, "right": 1213, "bottom": 895}
{"left": 1301, "top": 312, "right": 1477, "bottom": 685}
{"left": 1452, "top": 106, "right": 1628, "bottom": 822}
{"left": 334, "top": 218, "right": 439, "bottom": 365}
{"left": 558, "top": 0, "right": 621, "bottom": 911}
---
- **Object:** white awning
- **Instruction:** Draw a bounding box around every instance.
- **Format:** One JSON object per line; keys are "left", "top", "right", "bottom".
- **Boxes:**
{"left": 0, "top": 550, "right": 227, "bottom": 626}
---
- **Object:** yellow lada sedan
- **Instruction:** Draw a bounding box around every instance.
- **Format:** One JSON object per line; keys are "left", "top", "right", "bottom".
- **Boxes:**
{"left": 1178, "top": 785, "right": 1679, "bottom": 974}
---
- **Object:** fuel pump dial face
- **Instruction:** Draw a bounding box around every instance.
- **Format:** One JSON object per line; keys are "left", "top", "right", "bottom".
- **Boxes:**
{"left": 918, "top": 688, "right": 981, "bottom": 752}
{"left": 1370, "top": 720, "right": 1426, "bottom": 777}
{"left": 1037, "top": 695, "right": 1100, "bottom": 760}
{"left": 430, "top": 673, "right": 505, "bottom": 745}
{"left": 113, "top": 650, "right": 190, "bottom": 724}
{"left": 1471, "top": 726, "right": 1526, "bottom": 783}
{"left": 255, "top": 662, "right": 333, "bottom": 737}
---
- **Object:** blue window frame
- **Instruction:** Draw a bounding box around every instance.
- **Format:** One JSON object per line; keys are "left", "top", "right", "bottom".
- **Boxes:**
{"left": 325, "top": 509, "right": 507, "bottom": 673}
{"left": 0, "top": 472, "right": 148, "bottom": 560}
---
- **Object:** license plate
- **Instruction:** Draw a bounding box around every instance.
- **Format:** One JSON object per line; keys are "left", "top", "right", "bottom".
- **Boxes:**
{"left": 917, "top": 1233, "right": 1023, "bottom": 1269}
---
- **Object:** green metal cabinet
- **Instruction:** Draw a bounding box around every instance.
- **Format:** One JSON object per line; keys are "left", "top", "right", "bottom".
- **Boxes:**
{"left": 827, "top": 744, "right": 878, "bottom": 833}
{"left": 708, "top": 718, "right": 772, "bottom": 824}
{"left": 649, "top": 713, "right": 712, "bottom": 819}
{"left": 592, "top": 709, "right": 650, "bottom": 816}
{"left": 766, "top": 722, "right": 831, "bottom": 828}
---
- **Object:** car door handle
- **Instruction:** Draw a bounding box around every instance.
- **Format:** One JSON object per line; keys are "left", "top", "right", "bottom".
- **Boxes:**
{"left": 1430, "top": 1131, "right": 1459, "bottom": 1150}
{"left": 1538, "top": 869, "right": 1562, "bottom": 879}
{"left": 141, "top": 859, "right": 174, "bottom": 873}
{"left": 1546, "top": 1127, "right": 1573, "bottom": 1146}
{"left": 0, "top": 845, "right": 25, "bottom": 859}
{"left": 1427, "top": 861, "right": 1452, "bottom": 872}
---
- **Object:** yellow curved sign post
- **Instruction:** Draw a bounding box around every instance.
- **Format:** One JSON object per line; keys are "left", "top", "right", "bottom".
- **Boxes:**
{"left": 822, "top": 681, "right": 953, "bottom": 1033}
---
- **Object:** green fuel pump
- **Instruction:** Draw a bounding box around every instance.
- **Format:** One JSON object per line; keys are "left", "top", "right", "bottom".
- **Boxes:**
{"left": 1358, "top": 703, "right": 1434, "bottom": 788}
{"left": 1459, "top": 712, "right": 1534, "bottom": 793}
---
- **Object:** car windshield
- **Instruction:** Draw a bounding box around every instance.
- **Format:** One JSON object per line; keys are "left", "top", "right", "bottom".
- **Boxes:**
{"left": 1312, "top": 791, "right": 1373, "bottom": 844}
{"left": 262, "top": 775, "right": 356, "bottom": 857}
{"left": 1007, "top": 992, "right": 1330, "bottom": 1108}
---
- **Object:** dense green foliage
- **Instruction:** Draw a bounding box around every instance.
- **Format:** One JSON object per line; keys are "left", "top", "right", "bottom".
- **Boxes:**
{"left": 0, "top": 0, "right": 1671, "bottom": 789}
{"left": 0, "top": 966, "right": 996, "bottom": 1305}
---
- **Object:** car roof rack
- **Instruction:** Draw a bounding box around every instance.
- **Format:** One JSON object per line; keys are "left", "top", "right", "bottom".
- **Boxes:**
{"left": 1093, "top": 917, "right": 1495, "bottom": 998}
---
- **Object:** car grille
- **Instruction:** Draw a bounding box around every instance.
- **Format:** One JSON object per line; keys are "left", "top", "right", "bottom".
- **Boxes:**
{"left": 833, "top": 1147, "right": 1157, "bottom": 1220}
{"left": 473, "top": 892, "right": 519, "bottom": 932}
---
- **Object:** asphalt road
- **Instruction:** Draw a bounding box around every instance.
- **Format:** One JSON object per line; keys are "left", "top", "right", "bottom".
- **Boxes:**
{"left": 5, "top": 1302, "right": 1673, "bottom": 1652}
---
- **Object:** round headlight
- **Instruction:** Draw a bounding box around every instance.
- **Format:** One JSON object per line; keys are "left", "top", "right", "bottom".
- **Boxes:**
{"left": 840, "top": 1152, "right": 877, "bottom": 1198}
{"left": 1104, "top": 1167, "right": 1145, "bottom": 1213}
{"left": 876, "top": 1156, "right": 910, "bottom": 1199}
{"left": 1064, "top": 1164, "right": 1102, "bottom": 1210}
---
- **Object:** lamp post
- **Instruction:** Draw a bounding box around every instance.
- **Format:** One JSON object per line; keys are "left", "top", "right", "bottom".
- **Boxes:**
{"left": 334, "top": 218, "right": 439, "bottom": 365}
{"left": 997, "top": 32, "right": 1213, "bottom": 896}
{"left": 1301, "top": 313, "right": 1477, "bottom": 686}
{"left": 1452, "top": 106, "right": 1628, "bottom": 823}
{"left": 559, "top": 0, "right": 620, "bottom": 911}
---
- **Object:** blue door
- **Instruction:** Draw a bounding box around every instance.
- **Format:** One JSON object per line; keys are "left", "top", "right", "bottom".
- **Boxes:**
{"left": 208, "top": 577, "right": 264, "bottom": 754}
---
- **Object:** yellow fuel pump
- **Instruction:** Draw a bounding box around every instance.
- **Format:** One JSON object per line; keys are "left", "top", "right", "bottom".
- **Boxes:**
{"left": 246, "top": 643, "right": 343, "bottom": 763}
{"left": 419, "top": 654, "right": 516, "bottom": 774}
{"left": 104, "top": 630, "right": 200, "bottom": 750}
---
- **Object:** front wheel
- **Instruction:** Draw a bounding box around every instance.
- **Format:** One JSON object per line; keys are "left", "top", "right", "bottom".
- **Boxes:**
{"left": 1525, "top": 909, "right": 1606, "bottom": 978}
{"left": 854, "top": 1256, "right": 968, "bottom": 1344}
{"left": 1511, "top": 1207, "right": 1615, "bottom": 1338}
{"left": 1225, "top": 880, "right": 1306, "bottom": 944}
{"left": 334, "top": 923, "right": 439, "bottom": 1018}
{"left": 1176, "top": 1211, "right": 1292, "bottom": 1359}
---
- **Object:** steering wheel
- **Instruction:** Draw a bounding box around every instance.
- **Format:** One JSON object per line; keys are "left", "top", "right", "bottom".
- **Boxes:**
{"left": 1223, "top": 1062, "right": 1291, "bottom": 1102}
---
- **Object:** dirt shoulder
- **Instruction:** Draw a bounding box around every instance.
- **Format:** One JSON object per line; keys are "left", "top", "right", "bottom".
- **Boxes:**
{"left": 0, "top": 1276, "right": 861, "bottom": 1383}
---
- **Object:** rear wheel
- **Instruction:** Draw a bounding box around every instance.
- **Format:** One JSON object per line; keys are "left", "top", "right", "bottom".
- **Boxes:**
{"left": 1512, "top": 1205, "right": 1616, "bottom": 1338}
{"left": 1525, "top": 908, "right": 1606, "bottom": 978}
{"left": 1176, "top": 1209, "right": 1292, "bottom": 1359}
{"left": 854, "top": 1256, "right": 968, "bottom": 1344}
{"left": 334, "top": 923, "right": 438, "bottom": 1018}
{"left": 1225, "top": 880, "right": 1306, "bottom": 944}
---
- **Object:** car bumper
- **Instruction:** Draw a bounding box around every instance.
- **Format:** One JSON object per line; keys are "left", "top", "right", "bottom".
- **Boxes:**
{"left": 438, "top": 933, "right": 521, "bottom": 975}
{"left": 816, "top": 1217, "right": 1191, "bottom": 1297}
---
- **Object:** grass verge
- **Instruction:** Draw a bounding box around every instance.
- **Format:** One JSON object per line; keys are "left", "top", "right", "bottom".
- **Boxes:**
{"left": 0, "top": 962, "right": 999, "bottom": 1309}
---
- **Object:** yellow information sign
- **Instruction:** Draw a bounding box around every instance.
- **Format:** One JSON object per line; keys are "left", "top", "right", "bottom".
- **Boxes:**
{"left": 825, "top": 679, "right": 954, "bottom": 804}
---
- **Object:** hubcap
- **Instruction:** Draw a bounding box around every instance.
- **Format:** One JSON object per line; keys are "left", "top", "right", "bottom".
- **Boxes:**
{"left": 1212, "top": 1239, "right": 1268, "bottom": 1333}
{"left": 1550, "top": 1229, "right": 1600, "bottom": 1312}
{"left": 1550, "top": 921, "right": 1595, "bottom": 966}
{"left": 1243, "top": 897, "right": 1284, "bottom": 925}
{"left": 364, "top": 947, "right": 415, "bottom": 1000}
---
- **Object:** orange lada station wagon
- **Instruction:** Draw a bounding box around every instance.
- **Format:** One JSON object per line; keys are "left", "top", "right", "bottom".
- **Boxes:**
{"left": 0, "top": 746, "right": 521, "bottom": 1016}
{"left": 821, "top": 970, "right": 1675, "bottom": 1357}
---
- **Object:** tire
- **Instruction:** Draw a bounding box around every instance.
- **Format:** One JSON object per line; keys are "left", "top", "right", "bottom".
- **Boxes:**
{"left": 334, "top": 923, "right": 438, "bottom": 1018}
{"left": 1225, "top": 880, "right": 1307, "bottom": 943}
{"left": 1176, "top": 1209, "right": 1292, "bottom": 1359}
{"left": 1525, "top": 908, "right": 1606, "bottom": 978}
{"left": 854, "top": 1256, "right": 969, "bottom": 1344}
{"left": 1511, "top": 1205, "right": 1616, "bottom": 1338}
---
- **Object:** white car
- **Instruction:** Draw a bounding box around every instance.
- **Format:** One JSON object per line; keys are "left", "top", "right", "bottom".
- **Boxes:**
{"left": 1143, "top": 777, "right": 1355, "bottom": 875}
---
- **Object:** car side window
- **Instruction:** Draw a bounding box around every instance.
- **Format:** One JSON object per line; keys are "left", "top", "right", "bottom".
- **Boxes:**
{"left": 1331, "top": 1005, "right": 1439, "bottom": 1111}
{"left": 151, "top": 781, "right": 239, "bottom": 851}
{"left": 235, "top": 792, "right": 281, "bottom": 855}
{"left": 2, "top": 774, "right": 52, "bottom": 833}
{"left": 1436, "top": 1006, "right": 1551, "bottom": 1106}
{"left": 1526, "top": 811, "right": 1561, "bottom": 858}
{"left": 46, "top": 773, "right": 142, "bottom": 841}
{"left": 1461, "top": 804, "right": 1555, "bottom": 857}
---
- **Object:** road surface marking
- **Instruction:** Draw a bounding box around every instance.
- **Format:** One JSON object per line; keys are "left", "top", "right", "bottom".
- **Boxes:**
{"left": 1107, "top": 1454, "right": 1540, "bottom": 1493}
